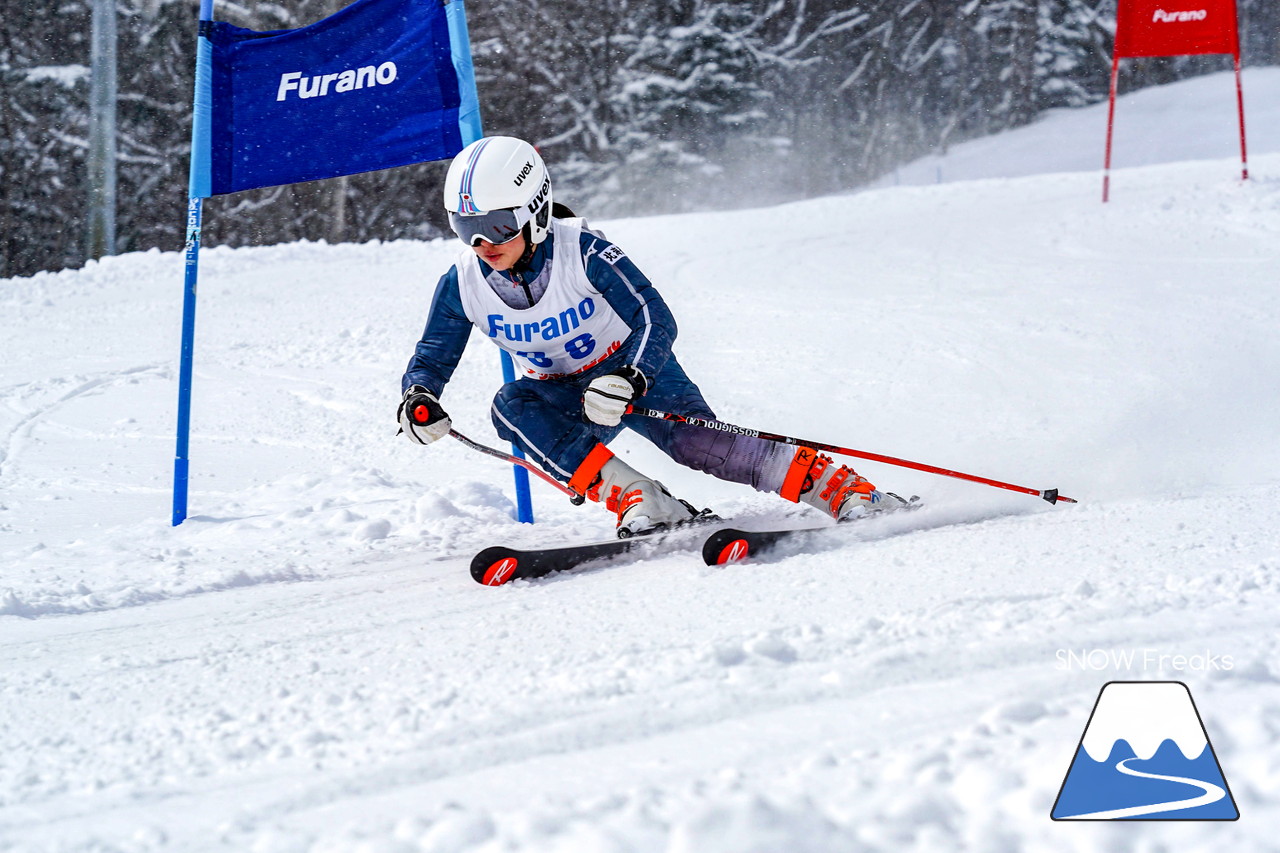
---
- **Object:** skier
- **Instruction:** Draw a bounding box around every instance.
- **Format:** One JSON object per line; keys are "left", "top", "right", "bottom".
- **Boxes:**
{"left": 400, "top": 135, "right": 902, "bottom": 536}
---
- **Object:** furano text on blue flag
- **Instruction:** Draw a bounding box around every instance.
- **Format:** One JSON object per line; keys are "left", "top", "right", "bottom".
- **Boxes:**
{"left": 198, "top": 0, "right": 482, "bottom": 196}
{"left": 276, "top": 62, "right": 398, "bottom": 101}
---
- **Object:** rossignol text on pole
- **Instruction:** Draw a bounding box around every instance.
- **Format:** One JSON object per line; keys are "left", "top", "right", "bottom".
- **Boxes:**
{"left": 626, "top": 406, "right": 1077, "bottom": 504}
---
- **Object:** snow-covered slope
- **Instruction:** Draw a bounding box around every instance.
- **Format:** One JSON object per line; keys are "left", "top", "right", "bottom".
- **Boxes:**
{"left": 881, "top": 67, "right": 1280, "bottom": 187}
{"left": 3, "top": 74, "right": 1279, "bottom": 852}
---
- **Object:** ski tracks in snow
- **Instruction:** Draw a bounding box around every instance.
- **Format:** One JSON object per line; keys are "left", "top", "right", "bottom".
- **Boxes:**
{"left": 0, "top": 363, "right": 169, "bottom": 482}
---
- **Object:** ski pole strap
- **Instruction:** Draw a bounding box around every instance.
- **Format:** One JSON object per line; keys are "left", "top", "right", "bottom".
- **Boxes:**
{"left": 449, "top": 430, "right": 583, "bottom": 503}
{"left": 626, "top": 406, "right": 1077, "bottom": 505}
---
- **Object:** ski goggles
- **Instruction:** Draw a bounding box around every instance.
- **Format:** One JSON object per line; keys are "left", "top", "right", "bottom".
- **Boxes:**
{"left": 448, "top": 206, "right": 530, "bottom": 246}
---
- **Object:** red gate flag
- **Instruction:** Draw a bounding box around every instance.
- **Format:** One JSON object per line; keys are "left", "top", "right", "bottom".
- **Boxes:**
{"left": 1115, "top": 0, "right": 1239, "bottom": 58}
{"left": 1103, "top": 0, "right": 1246, "bottom": 201}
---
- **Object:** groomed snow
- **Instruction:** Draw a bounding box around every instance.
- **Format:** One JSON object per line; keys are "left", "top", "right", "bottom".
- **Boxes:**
{"left": 881, "top": 67, "right": 1280, "bottom": 187}
{"left": 2, "top": 72, "right": 1279, "bottom": 851}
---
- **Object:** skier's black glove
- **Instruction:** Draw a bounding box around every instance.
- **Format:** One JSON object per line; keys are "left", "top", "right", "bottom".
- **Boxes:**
{"left": 397, "top": 385, "right": 451, "bottom": 445}
{"left": 583, "top": 366, "right": 648, "bottom": 427}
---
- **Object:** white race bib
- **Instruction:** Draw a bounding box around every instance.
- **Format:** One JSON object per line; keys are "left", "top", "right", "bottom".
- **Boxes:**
{"left": 455, "top": 219, "right": 633, "bottom": 379}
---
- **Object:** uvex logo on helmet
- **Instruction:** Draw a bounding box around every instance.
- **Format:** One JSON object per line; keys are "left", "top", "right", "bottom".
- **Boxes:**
{"left": 513, "top": 161, "right": 534, "bottom": 187}
{"left": 1152, "top": 8, "right": 1208, "bottom": 22}
{"left": 526, "top": 176, "right": 551, "bottom": 215}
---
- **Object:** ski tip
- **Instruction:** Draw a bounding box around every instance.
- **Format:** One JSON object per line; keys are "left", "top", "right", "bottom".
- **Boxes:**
{"left": 471, "top": 548, "right": 519, "bottom": 586}
{"left": 715, "top": 538, "right": 751, "bottom": 565}
{"left": 702, "top": 530, "right": 752, "bottom": 566}
{"left": 480, "top": 557, "right": 519, "bottom": 586}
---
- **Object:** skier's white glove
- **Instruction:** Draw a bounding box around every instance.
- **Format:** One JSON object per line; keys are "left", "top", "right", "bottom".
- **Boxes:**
{"left": 583, "top": 367, "right": 647, "bottom": 427}
{"left": 398, "top": 385, "right": 451, "bottom": 445}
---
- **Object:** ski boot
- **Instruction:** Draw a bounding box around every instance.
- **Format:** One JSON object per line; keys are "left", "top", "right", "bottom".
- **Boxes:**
{"left": 569, "top": 445, "right": 705, "bottom": 537}
{"left": 782, "top": 449, "right": 912, "bottom": 521}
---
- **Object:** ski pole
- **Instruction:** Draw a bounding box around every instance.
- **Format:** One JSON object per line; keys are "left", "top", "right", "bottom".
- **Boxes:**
{"left": 449, "top": 429, "right": 584, "bottom": 503}
{"left": 626, "top": 406, "right": 1077, "bottom": 504}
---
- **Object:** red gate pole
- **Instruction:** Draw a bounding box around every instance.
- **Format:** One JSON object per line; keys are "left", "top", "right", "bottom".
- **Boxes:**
{"left": 1234, "top": 54, "right": 1249, "bottom": 180}
{"left": 1102, "top": 54, "right": 1121, "bottom": 203}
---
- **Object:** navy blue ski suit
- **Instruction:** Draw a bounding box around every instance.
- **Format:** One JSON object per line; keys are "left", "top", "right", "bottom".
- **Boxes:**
{"left": 403, "top": 221, "right": 783, "bottom": 491}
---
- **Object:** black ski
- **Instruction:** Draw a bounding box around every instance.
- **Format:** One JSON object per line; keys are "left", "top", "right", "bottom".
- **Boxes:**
{"left": 472, "top": 496, "right": 920, "bottom": 583}
{"left": 701, "top": 525, "right": 827, "bottom": 565}
{"left": 471, "top": 516, "right": 721, "bottom": 586}
{"left": 702, "top": 494, "right": 922, "bottom": 565}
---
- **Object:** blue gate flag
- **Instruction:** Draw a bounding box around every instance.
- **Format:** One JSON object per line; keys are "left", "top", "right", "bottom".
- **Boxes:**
{"left": 194, "top": 0, "right": 482, "bottom": 197}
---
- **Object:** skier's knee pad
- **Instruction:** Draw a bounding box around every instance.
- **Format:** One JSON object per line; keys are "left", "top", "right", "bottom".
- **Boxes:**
{"left": 491, "top": 381, "right": 534, "bottom": 417}
{"left": 489, "top": 379, "right": 578, "bottom": 440}
{"left": 490, "top": 383, "right": 535, "bottom": 439}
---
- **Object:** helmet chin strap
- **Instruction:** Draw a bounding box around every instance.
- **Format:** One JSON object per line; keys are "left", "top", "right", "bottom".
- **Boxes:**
{"left": 515, "top": 199, "right": 553, "bottom": 269}
{"left": 517, "top": 223, "right": 536, "bottom": 268}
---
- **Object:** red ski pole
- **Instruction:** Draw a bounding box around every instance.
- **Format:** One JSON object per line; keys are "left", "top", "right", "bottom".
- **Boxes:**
{"left": 626, "top": 406, "right": 1077, "bottom": 504}
{"left": 449, "top": 430, "right": 584, "bottom": 503}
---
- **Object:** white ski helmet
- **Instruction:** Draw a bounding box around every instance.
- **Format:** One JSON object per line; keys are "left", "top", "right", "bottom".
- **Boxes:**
{"left": 442, "top": 136, "right": 553, "bottom": 246}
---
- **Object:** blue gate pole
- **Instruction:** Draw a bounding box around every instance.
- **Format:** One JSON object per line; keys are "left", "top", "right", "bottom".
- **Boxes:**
{"left": 447, "top": 0, "right": 532, "bottom": 523}
{"left": 173, "top": 0, "right": 214, "bottom": 526}
{"left": 172, "top": 197, "right": 203, "bottom": 525}
{"left": 500, "top": 351, "right": 535, "bottom": 523}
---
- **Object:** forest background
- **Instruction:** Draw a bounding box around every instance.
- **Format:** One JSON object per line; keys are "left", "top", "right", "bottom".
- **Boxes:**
{"left": 2, "top": 0, "right": 1277, "bottom": 279}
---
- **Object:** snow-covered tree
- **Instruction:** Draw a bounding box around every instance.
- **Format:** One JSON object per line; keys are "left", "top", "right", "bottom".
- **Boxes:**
{"left": 599, "top": 2, "right": 774, "bottom": 212}
{"left": 1240, "top": 0, "right": 1280, "bottom": 66}
{"left": 0, "top": 2, "right": 92, "bottom": 277}
{"left": 972, "top": 0, "right": 1041, "bottom": 128}
{"left": 1036, "top": 0, "right": 1113, "bottom": 110}
{"left": 3, "top": 0, "right": 1275, "bottom": 278}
